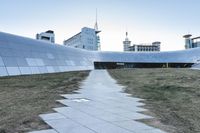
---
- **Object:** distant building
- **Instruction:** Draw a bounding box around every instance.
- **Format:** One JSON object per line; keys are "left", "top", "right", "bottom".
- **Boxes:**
{"left": 123, "top": 32, "right": 131, "bottom": 51}
{"left": 36, "top": 30, "right": 55, "bottom": 43}
{"left": 129, "top": 42, "right": 161, "bottom": 52}
{"left": 63, "top": 11, "right": 101, "bottom": 51}
{"left": 123, "top": 32, "right": 160, "bottom": 52}
{"left": 63, "top": 27, "right": 101, "bottom": 51}
{"left": 183, "top": 34, "right": 200, "bottom": 49}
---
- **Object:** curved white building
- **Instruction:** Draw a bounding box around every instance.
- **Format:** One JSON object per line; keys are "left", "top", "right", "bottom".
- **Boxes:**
{"left": 0, "top": 31, "right": 200, "bottom": 77}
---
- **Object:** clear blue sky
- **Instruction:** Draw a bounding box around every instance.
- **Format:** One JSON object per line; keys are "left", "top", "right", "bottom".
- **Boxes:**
{"left": 0, "top": 0, "right": 200, "bottom": 51}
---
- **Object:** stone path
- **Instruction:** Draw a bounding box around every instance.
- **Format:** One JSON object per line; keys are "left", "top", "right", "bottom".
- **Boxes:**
{"left": 30, "top": 70, "right": 166, "bottom": 133}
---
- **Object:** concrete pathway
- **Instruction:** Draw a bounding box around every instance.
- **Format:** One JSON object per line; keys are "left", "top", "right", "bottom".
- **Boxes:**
{"left": 30, "top": 70, "right": 166, "bottom": 133}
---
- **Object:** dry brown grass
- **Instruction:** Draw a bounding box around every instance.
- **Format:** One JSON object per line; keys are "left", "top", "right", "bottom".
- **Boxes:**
{"left": 0, "top": 71, "right": 89, "bottom": 133}
{"left": 109, "top": 68, "right": 200, "bottom": 133}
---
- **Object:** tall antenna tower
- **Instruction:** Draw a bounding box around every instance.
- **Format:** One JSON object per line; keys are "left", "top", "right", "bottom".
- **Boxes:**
{"left": 94, "top": 8, "right": 98, "bottom": 31}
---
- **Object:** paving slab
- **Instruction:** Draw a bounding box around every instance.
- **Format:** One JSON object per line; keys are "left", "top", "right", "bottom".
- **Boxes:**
{"left": 31, "top": 70, "right": 167, "bottom": 133}
{"left": 39, "top": 113, "right": 66, "bottom": 121}
{"left": 84, "top": 122, "right": 133, "bottom": 133}
{"left": 113, "top": 120, "right": 155, "bottom": 131}
{"left": 45, "top": 118, "right": 95, "bottom": 133}
{"left": 29, "top": 129, "right": 58, "bottom": 133}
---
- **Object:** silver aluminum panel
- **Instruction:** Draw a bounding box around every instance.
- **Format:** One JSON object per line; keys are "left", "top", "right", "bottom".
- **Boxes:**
{"left": 0, "top": 31, "right": 200, "bottom": 77}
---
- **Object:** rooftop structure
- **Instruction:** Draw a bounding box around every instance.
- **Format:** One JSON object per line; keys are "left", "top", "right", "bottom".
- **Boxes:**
{"left": 183, "top": 34, "right": 200, "bottom": 49}
{"left": 94, "top": 8, "right": 99, "bottom": 32}
{"left": 36, "top": 30, "right": 55, "bottom": 43}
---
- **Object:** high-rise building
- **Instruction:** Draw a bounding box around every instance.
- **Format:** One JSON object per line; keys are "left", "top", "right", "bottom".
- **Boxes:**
{"left": 63, "top": 27, "right": 100, "bottom": 51}
{"left": 183, "top": 34, "right": 200, "bottom": 49}
{"left": 63, "top": 11, "right": 101, "bottom": 51}
{"left": 36, "top": 30, "right": 55, "bottom": 43}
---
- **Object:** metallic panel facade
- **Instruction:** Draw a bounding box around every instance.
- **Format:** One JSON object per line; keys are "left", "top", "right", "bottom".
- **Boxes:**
{"left": 0, "top": 32, "right": 200, "bottom": 77}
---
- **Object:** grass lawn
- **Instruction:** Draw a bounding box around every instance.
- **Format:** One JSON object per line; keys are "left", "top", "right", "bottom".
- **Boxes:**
{"left": 109, "top": 68, "right": 200, "bottom": 133}
{"left": 0, "top": 71, "right": 89, "bottom": 133}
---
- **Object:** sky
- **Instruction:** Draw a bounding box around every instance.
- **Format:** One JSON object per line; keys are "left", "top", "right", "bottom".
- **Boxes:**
{"left": 0, "top": 0, "right": 200, "bottom": 51}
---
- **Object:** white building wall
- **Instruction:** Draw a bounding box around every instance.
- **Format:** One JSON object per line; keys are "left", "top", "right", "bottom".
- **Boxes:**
{"left": 64, "top": 33, "right": 83, "bottom": 49}
{"left": 81, "top": 27, "right": 97, "bottom": 50}
{"left": 64, "top": 27, "right": 98, "bottom": 51}
{"left": 123, "top": 40, "right": 131, "bottom": 51}
{"left": 185, "top": 38, "right": 192, "bottom": 49}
